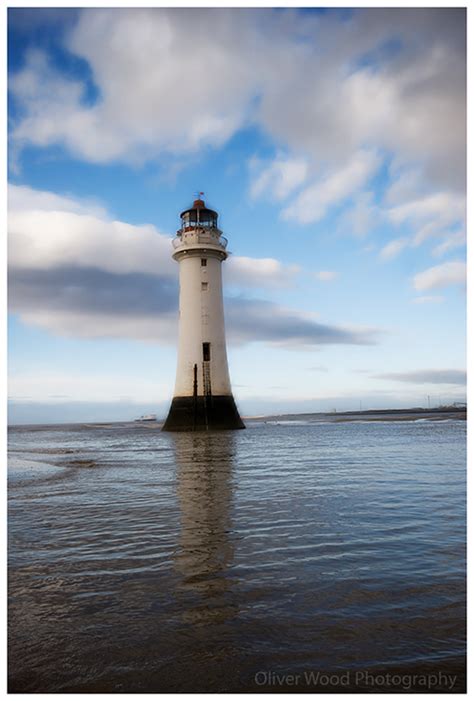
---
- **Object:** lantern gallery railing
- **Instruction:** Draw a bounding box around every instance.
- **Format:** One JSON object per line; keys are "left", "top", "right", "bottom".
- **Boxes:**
{"left": 173, "top": 231, "right": 228, "bottom": 249}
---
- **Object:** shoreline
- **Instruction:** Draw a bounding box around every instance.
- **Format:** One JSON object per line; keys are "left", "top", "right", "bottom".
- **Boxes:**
{"left": 7, "top": 407, "right": 466, "bottom": 429}
{"left": 251, "top": 407, "right": 466, "bottom": 424}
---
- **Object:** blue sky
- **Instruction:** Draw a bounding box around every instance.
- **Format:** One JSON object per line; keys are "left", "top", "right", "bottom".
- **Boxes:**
{"left": 7, "top": 7, "right": 466, "bottom": 423}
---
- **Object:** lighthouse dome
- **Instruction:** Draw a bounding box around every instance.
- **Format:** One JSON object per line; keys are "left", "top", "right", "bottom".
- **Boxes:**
{"left": 180, "top": 197, "right": 218, "bottom": 230}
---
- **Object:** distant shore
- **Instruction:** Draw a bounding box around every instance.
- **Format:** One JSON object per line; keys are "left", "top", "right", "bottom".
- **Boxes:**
{"left": 248, "top": 407, "right": 466, "bottom": 423}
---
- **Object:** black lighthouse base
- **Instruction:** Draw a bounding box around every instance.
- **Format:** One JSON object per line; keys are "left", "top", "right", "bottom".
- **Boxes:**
{"left": 162, "top": 395, "right": 245, "bottom": 432}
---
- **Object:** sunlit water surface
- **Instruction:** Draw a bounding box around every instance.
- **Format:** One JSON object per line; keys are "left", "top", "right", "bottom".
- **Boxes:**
{"left": 8, "top": 419, "right": 465, "bottom": 692}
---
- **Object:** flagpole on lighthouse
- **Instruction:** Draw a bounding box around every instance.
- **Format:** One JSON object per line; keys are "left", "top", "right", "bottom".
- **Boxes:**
{"left": 162, "top": 196, "right": 245, "bottom": 432}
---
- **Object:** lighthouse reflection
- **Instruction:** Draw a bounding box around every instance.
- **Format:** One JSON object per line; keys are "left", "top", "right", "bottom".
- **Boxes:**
{"left": 172, "top": 432, "right": 238, "bottom": 625}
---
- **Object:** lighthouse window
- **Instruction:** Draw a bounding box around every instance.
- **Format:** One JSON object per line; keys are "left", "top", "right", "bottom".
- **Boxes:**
{"left": 201, "top": 258, "right": 207, "bottom": 267}
{"left": 203, "top": 342, "right": 211, "bottom": 361}
{"left": 201, "top": 282, "right": 208, "bottom": 291}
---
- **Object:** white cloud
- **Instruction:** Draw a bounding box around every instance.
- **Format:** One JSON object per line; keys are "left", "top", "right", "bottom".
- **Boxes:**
{"left": 431, "top": 229, "right": 466, "bottom": 257}
{"left": 9, "top": 184, "right": 299, "bottom": 289}
{"left": 10, "top": 11, "right": 259, "bottom": 162}
{"left": 413, "top": 260, "right": 466, "bottom": 291}
{"left": 225, "top": 299, "right": 379, "bottom": 347}
{"left": 379, "top": 237, "right": 409, "bottom": 261}
{"left": 282, "top": 149, "right": 381, "bottom": 224}
{"left": 387, "top": 192, "right": 464, "bottom": 227}
{"left": 17, "top": 307, "right": 178, "bottom": 344}
{"left": 8, "top": 184, "right": 175, "bottom": 276}
{"left": 249, "top": 154, "right": 308, "bottom": 201}
{"left": 9, "top": 184, "right": 377, "bottom": 348}
{"left": 380, "top": 179, "right": 466, "bottom": 264}
{"left": 9, "top": 8, "right": 466, "bottom": 206}
{"left": 257, "top": 8, "right": 465, "bottom": 192}
{"left": 8, "top": 183, "right": 107, "bottom": 217}
{"left": 383, "top": 190, "right": 466, "bottom": 265}
{"left": 226, "top": 256, "right": 300, "bottom": 288}
{"left": 314, "top": 271, "right": 339, "bottom": 282}
{"left": 387, "top": 192, "right": 465, "bottom": 245}
{"left": 384, "top": 167, "right": 424, "bottom": 207}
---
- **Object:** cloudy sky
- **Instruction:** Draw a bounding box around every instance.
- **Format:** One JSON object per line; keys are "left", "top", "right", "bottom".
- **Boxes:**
{"left": 8, "top": 6, "right": 466, "bottom": 423}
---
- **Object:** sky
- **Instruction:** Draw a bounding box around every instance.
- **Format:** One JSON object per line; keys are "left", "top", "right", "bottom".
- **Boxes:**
{"left": 7, "top": 6, "right": 467, "bottom": 423}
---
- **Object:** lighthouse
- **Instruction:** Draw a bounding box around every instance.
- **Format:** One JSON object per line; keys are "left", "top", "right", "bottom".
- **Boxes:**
{"left": 163, "top": 196, "right": 244, "bottom": 431}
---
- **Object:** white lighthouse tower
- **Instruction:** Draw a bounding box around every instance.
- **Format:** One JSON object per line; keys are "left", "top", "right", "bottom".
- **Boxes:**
{"left": 163, "top": 196, "right": 244, "bottom": 431}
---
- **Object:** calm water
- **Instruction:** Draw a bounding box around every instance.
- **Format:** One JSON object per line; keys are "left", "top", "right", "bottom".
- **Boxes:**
{"left": 8, "top": 418, "right": 466, "bottom": 692}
